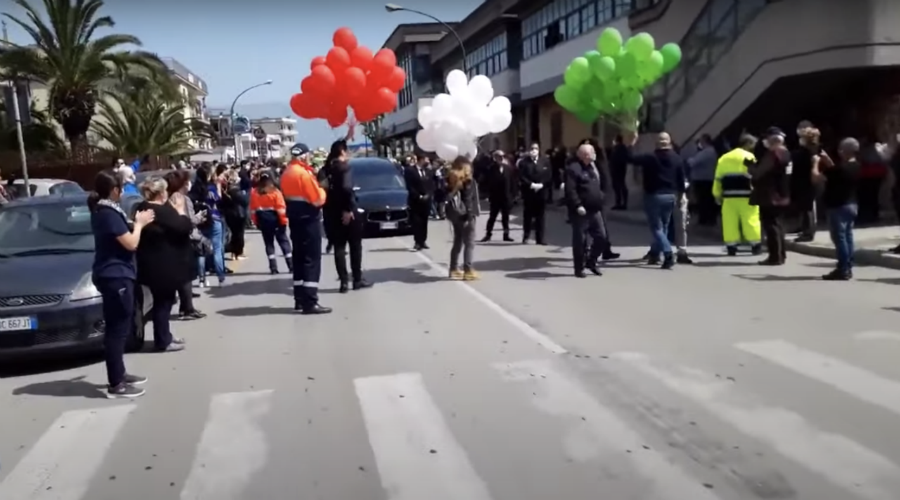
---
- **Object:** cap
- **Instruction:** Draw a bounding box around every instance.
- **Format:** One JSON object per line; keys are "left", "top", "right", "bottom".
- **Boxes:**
{"left": 765, "top": 126, "right": 786, "bottom": 139}
{"left": 290, "top": 143, "right": 310, "bottom": 157}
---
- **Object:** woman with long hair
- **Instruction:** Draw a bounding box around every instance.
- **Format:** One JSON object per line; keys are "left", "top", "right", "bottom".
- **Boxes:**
{"left": 446, "top": 156, "right": 479, "bottom": 280}
{"left": 323, "top": 139, "right": 371, "bottom": 292}
{"left": 249, "top": 173, "right": 293, "bottom": 274}
{"left": 165, "top": 170, "right": 207, "bottom": 320}
{"left": 189, "top": 164, "right": 226, "bottom": 285}
{"left": 134, "top": 176, "right": 192, "bottom": 352}
{"left": 88, "top": 170, "right": 155, "bottom": 398}
{"left": 221, "top": 171, "right": 248, "bottom": 261}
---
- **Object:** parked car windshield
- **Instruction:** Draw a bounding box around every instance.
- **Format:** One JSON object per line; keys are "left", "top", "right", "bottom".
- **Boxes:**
{"left": 0, "top": 202, "right": 94, "bottom": 257}
{"left": 353, "top": 169, "right": 406, "bottom": 192}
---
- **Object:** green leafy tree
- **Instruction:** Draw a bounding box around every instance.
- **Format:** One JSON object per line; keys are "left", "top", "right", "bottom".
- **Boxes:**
{"left": 0, "top": 0, "right": 171, "bottom": 159}
{"left": 0, "top": 100, "right": 67, "bottom": 154}
{"left": 91, "top": 74, "right": 209, "bottom": 158}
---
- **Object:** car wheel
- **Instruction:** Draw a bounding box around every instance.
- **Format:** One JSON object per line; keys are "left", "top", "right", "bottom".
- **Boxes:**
{"left": 127, "top": 289, "right": 147, "bottom": 352}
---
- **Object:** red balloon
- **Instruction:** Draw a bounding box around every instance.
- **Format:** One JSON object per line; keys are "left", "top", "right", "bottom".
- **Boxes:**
{"left": 300, "top": 76, "right": 316, "bottom": 95}
{"left": 309, "top": 65, "right": 336, "bottom": 96}
{"left": 290, "top": 93, "right": 309, "bottom": 119}
{"left": 327, "top": 104, "right": 348, "bottom": 128}
{"left": 343, "top": 67, "right": 367, "bottom": 97}
{"left": 350, "top": 46, "right": 374, "bottom": 72}
{"left": 373, "top": 87, "right": 397, "bottom": 114}
{"left": 385, "top": 67, "right": 406, "bottom": 93}
{"left": 326, "top": 47, "right": 351, "bottom": 72}
{"left": 310, "top": 56, "right": 326, "bottom": 71}
{"left": 333, "top": 27, "right": 358, "bottom": 52}
{"left": 373, "top": 48, "right": 397, "bottom": 67}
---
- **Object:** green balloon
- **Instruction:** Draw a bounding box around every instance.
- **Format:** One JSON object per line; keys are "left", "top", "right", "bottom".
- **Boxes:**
{"left": 616, "top": 52, "right": 637, "bottom": 78}
{"left": 659, "top": 42, "right": 682, "bottom": 73}
{"left": 596, "top": 27, "right": 623, "bottom": 57}
{"left": 642, "top": 50, "right": 664, "bottom": 78}
{"left": 575, "top": 108, "right": 599, "bottom": 124}
{"left": 584, "top": 50, "right": 602, "bottom": 65}
{"left": 553, "top": 84, "right": 580, "bottom": 110}
{"left": 564, "top": 57, "right": 591, "bottom": 87}
{"left": 583, "top": 77, "right": 604, "bottom": 97}
{"left": 625, "top": 32, "right": 655, "bottom": 60}
{"left": 622, "top": 91, "right": 644, "bottom": 111}
{"left": 591, "top": 56, "right": 616, "bottom": 80}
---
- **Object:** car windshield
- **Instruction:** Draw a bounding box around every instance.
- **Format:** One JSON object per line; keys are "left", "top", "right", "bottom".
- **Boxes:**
{"left": 354, "top": 170, "right": 406, "bottom": 191}
{"left": 0, "top": 203, "right": 94, "bottom": 257}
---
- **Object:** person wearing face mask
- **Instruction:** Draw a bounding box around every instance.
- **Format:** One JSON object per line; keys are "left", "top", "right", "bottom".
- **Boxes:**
{"left": 518, "top": 142, "right": 551, "bottom": 244}
{"left": 324, "top": 140, "right": 372, "bottom": 293}
{"left": 404, "top": 153, "right": 435, "bottom": 250}
{"left": 565, "top": 144, "right": 609, "bottom": 277}
{"left": 749, "top": 127, "right": 793, "bottom": 265}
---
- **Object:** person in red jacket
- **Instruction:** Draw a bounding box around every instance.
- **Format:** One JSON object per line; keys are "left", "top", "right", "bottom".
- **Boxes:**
{"left": 249, "top": 173, "right": 293, "bottom": 274}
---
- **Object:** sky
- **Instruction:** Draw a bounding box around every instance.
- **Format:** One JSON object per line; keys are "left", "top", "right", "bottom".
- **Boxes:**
{"left": 2, "top": 0, "right": 484, "bottom": 146}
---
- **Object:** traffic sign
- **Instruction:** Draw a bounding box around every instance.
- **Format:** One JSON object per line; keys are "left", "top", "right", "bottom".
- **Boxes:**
{"left": 253, "top": 127, "right": 266, "bottom": 140}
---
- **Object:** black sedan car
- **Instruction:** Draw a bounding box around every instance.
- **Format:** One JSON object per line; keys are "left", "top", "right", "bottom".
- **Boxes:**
{"left": 0, "top": 195, "right": 153, "bottom": 360}
{"left": 349, "top": 158, "right": 412, "bottom": 237}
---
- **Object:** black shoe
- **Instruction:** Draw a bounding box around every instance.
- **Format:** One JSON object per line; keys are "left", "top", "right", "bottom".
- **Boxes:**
{"left": 339, "top": 282, "right": 349, "bottom": 294}
{"left": 601, "top": 252, "right": 620, "bottom": 261}
{"left": 726, "top": 246, "right": 738, "bottom": 256}
{"left": 324, "top": 244, "right": 333, "bottom": 254}
{"left": 107, "top": 383, "right": 145, "bottom": 399}
{"left": 536, "top": 240, "right": 547, "bottom": 245}
{"left": 822, "top": 269, "right": 852, "bottom": 281}
{"left": 191, "top": 292, "right": 201, "bottom": 298}
{"left": 123, "top": 373, "right": 148, "bottom": 385}
{"left": 420, "top": 243, "right": 430, "bottom": 250}
{"left": 503, "top": 235, "right": 514, "bottom": 242}
{"left": 574, "top": 270, "right": 587, "bottom": 278}
{"left": 676, "top": 253, "right": 693, "bottom": 264}
{"left": 750, "top": 244, "right": 763, "bottom": 255}
{"left": 353, "top": 279, "right": 373, "bottom": 290}
{"left": 758, "top": 259, "right": 783, "bottom": 266}
{"left": 661, "top": 253, "right": 675, "bottom": 269}
{"left": 270, "top": 268, "right": 279, "bottom": 275}
{"left": 794, "top": 235, "right": 814, "bottom": 243}
{"left": 413, "top": 244, "right": 423, "bottom": 251}
{"left": 479, "top": 235, "right": 492, "bottom": 242}
{"left": 587, "top": 265, "right": 602, "bottom": 276}
{"left": 300, "top": 304, "right": 333, "bottom": 315}
{"left": 225, "top": 267, "right": 234, "bottom": 275}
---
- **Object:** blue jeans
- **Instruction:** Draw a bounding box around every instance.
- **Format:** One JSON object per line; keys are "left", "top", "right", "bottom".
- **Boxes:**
{"left": 644, "top": 193, "right": 676, "bottom": 255}
{"left": 828, "top": 203, "right": 857, "bottom": 273}
{"left": 203, "top": 219, "right": 226, "bottom": 282}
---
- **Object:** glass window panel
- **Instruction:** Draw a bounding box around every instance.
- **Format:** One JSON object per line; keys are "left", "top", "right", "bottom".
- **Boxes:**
{"left": 500, "top": 51, "right": 507, "bottom": 70}
{"left": 736, "top": 0, "right": 766, "bottom": 31}
{"left": 667, "top": 75, "right": 686, "bottom": 111}
{"left": 708, "top": 12, "right": 734, "bottom": 64}
{"left": 708, "top": 0, "right": 734, "bottom": 33}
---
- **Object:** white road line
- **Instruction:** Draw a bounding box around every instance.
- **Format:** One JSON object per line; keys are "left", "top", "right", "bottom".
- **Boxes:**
{"left": 494, "top": 359, "right": 720, "bottom": 500}
{"left": 613, "top": 351, "right": 900, "bottom": 500}
{"left": 354, "top": 372, "right": 494, "bottom": 500}
{"left": 180, "top": 390, "right": 274, "bottom": 500}
{"left": 0, "top": 404, "right": 135, "bottom": 500}
{"left": 409, "top": 249, "right": 567, "bottom": 354}
{"left": 736, "top": 339, "right": 900, "bottom": 417}
{"left": 854, "top": 331, "right": 900, "bottom": 342}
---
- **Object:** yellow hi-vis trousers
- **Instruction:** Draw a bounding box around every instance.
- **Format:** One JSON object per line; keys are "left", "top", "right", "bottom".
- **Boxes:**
{"left": 721, "top": 197, "right": 761, "bottom": 246}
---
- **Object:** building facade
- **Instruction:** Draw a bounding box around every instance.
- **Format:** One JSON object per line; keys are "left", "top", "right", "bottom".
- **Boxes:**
{"left": 250, "top": 117, "right": 298, "bottom": 157}
{"left": 161, "top": 57, "right": 212, "bottom": 152}
{"left": 380, "top": 0, "right": 900, "bottom": 153}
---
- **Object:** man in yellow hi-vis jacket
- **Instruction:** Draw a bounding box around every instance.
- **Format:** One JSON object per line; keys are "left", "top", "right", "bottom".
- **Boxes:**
{"left": 713, "top": 134, "right": 763, "bottom": 256}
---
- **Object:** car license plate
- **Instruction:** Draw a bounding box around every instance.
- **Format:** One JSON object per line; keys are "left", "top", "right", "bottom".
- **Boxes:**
{"left": 380, "top": 222, "right": 398, "bottom": 230}
{"left": 0, "top": 316, "right": 36, "bottom": 332}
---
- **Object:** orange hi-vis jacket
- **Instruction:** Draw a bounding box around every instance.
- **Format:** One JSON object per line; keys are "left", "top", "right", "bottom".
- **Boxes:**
{"left": 249, "top": 188, "right": 288, "bottom": 226}
{"left": 281, "top": 161, "right": 326, "bottom": 220}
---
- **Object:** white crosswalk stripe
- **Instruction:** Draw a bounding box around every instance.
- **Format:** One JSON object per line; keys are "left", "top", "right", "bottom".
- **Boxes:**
{"left": 736, "top": 339, "right": 900, "bottom": 417}
{"left": 4, "top": 339, "right": 900, "bottom": 499}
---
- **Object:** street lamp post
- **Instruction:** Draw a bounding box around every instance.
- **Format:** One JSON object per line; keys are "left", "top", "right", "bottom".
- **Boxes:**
{"left": 229, "top": 80, "right": 272, "bottom": 161}
{"left": 385, "top": 3, "right": 469, "bottom": 75}
{"left": 2, "top": 21, "right": 29, "bottom": 196}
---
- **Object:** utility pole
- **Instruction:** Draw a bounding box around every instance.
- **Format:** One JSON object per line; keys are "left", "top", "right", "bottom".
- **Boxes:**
{"left": 2, "top": 20, "right": 30, "bottom": 196}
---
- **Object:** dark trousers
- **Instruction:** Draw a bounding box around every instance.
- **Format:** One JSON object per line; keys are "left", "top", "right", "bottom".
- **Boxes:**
{"left": 760, "top": 205, "right": 786, "bottom": 263}
{"left": 226, "top": 215, "right": 245, "bottom": 255}
{"left": 149, "top": 287, "right": 175, "bottom": 349}
{"left": 571, "top": 210, "right": 608, "bottom": 272}
{"left": 331, "top": 217, "right": 364, "bottom": 283}
{"left": 176, "top": 280, "right": 194, "bottom": 314}
{"left": 290, "top": 215, "right": 322, "bottom": 309}
{"left": 410, "top": 202, "right": 430, "bottom": 246}
{"left": 522, "top": 196, "right": 546, "bottom": 242}
{"left": 94, "top": 277, "right": 134, "bottom": 387}
{"left": 485, "top": 199, "right": 510, "bottom": 236}
{"left": 260, "top": 222, "right": 293, "bottom": 272}
{"left": 611, "top": 166, "right": 629, "bottom": 208}
{"left": 857, "top": 177, "right": 884, "bottom": 224}
{"left": 692, "top": 180, "right": 717, "bottom": 225}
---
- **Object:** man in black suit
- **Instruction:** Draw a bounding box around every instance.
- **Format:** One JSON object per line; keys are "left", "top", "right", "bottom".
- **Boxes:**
{"left": 480, "top": 150, "right": 515, "bottom": 242}
{"left": 404, "top": 153, "right": 435, "bottom": 250}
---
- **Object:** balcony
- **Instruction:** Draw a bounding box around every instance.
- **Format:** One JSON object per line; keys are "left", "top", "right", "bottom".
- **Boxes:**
{"left": 161, "top": 57, "right": 207, "bottom": 95}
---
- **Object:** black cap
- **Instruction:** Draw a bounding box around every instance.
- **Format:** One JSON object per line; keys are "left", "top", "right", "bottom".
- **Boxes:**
{"left": 290, "top": 143, "right": 310, "bottom": 156}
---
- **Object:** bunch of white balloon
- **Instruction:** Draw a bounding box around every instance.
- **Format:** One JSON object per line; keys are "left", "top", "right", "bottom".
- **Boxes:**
{"left": 415, "top": 69, "right": 513, "bottom": 161}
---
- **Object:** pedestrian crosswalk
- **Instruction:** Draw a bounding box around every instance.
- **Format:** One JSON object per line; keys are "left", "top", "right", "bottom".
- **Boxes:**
{"left": 3, "top": 337, "right": 900, "bottom": 500}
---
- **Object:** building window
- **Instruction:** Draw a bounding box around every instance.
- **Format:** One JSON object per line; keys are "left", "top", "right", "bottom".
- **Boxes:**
{"left": 398, "top": 50, "right": 414, "bottom": 109}
{"left": 522, "top": 0, "right": 634, "bottom": 61}
{"left": 465, "top": 32, "right": 508, "bottom": 78}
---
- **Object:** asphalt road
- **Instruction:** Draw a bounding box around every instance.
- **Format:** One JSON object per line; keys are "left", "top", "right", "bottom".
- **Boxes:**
{"left": 3, "top": 207, "right": 900, "bottom": 500}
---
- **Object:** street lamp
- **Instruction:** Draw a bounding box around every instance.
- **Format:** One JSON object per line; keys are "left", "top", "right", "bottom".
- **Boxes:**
{"left": 229, "top": 79, "right": 272, "bottom": 161}
{"left": 385, "top": 3, "right": 469, "bottom": 74}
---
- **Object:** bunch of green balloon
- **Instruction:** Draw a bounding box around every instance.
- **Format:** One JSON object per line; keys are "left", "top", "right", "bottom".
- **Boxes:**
{"left": 554, "top": 27, "right": 682, "bottom": 129}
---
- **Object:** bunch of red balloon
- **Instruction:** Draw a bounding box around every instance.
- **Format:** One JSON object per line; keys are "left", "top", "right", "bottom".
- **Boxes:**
{"left": 290, "top": 27, "right": 405, "bottom": 128}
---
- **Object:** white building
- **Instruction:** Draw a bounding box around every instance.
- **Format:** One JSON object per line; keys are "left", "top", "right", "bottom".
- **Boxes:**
{"left": 160, "top": 57, "right": 212, "bottom": 152}
{"left": 250, "top": 117, "right": 297, "bottom": 156}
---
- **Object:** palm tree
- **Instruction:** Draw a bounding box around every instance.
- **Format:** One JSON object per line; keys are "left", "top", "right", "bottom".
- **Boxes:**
{"left": 0, "top": 0, "right": 171, "bottom": 159}
{"left": 361, "top": 114, "right": 387, "bottom": 157}
{"left": 0, "top": 100, "right": 67, "bottom": 154}
{"left": 91, "top": 74, "right": 209, "bottom": 158}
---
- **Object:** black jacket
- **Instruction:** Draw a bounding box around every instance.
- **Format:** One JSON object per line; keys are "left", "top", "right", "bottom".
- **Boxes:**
{"left": 564, "top": 159, "right": 605, "bottom": 213}
{"left": 518, "top": 157, "right": 552, "bottom": 199}
{"left": 404, "top": 164, "right": 435, "bottom": 205}
{"left": 627, "top": 148, "right": 686, "bottom": 195}
{"left": 484, "top": 161, "right": 515, "bottom": 203}
{"left": 134, "top": 201, "right": 194, "bottom": 292}
{"left": 324, "top": 160, "right": 357, "bottom": 214}
{"left": 749, "top": 146, "right": 792, "bottom": 207}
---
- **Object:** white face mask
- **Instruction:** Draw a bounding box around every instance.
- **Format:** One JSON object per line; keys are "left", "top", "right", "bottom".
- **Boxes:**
{"left": 185, "top": 181, "right": 192, "bottom": 192}
{"left": 529, "top": 148, "right": 539, "bottom": 159}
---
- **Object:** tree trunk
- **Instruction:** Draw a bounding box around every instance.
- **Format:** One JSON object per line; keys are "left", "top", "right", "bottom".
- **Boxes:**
{"left": 68, "top": 134, "right": 91, "bottom": 164}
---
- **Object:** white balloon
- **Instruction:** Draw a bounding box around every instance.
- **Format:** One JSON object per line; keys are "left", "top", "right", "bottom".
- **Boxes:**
{"left": 488, "top": 108, "right": 512, "bottom": 134}
{"left": 431, "top": 93, "right": 453, "bottom": 115}
{"left": 489, "top": 96, "right": 511, "bottom": 113}
{"left": 468, "top": 75, "right": 494, "bottom": 107}
{"left": 445, "top": 70, "right": 468, "bottom": 96}
{"left": 416, "top": 128, "right": 436, "bottom": 152}
{"left": 435, "top": 142, "right": 459, "bottom": 161}
{"left": 457, "top": 138, "right": 477, "bottom": 160}
{"left": 466, "top": 107, "right": 492, "bottom": 137}
{"left": 417, "top": 106, "right": 436, "bottom": 128}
